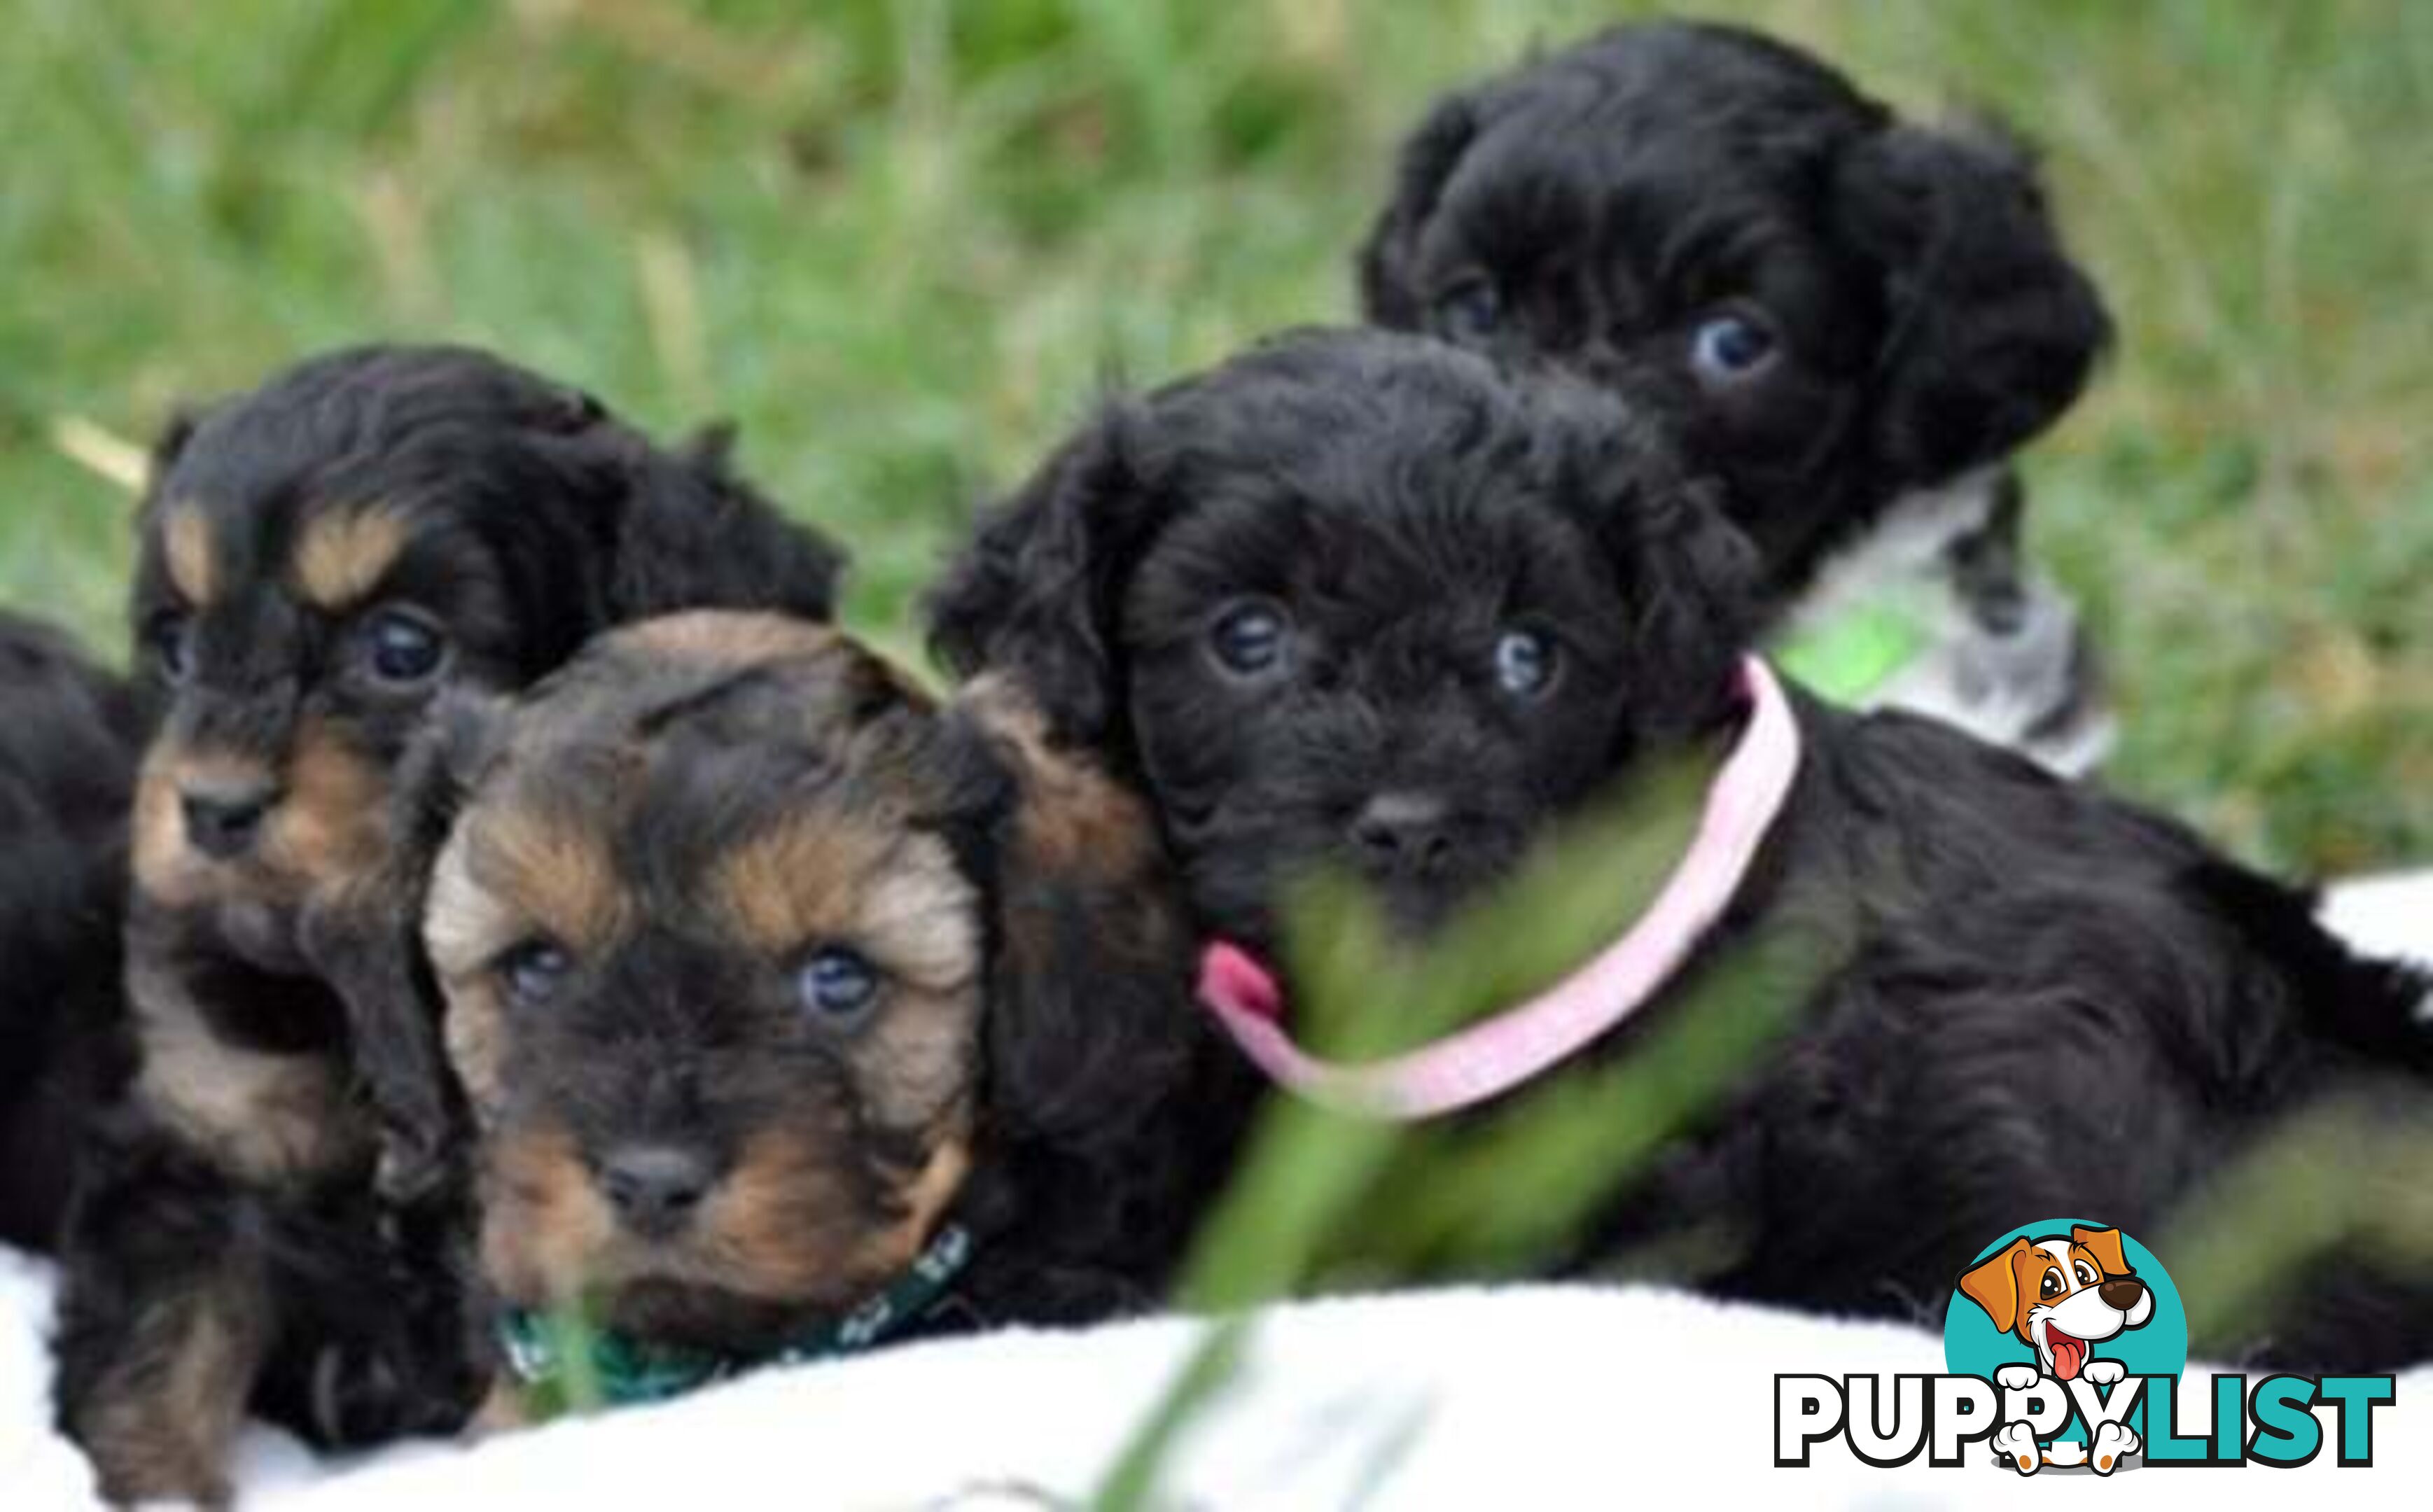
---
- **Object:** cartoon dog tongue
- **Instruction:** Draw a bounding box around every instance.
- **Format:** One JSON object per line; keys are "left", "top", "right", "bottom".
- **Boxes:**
{"left": 2046, "top": 1329, "right": 2089, "bottom": 1381}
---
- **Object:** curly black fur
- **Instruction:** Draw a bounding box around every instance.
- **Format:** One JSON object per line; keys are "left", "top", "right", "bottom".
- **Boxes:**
{"left": 0, "top": 613, "right": 141, "bottom": 1252}
{"left": 54, "top": 344, "right": 846, "bottom": 1503}
{"left": 1358, "top": 20, "right": 2111, "bottom": 608}
{"left": 929, "top": 328, "right": 2433, "bottom": 1369}
{"left": 932, "top": 328, "right": 1752, "bottom": 940}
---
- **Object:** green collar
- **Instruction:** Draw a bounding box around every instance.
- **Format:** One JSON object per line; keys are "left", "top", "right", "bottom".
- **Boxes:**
{"left": 499, "top": 1223, "right": 976, "bottom": 1418}
{"left": 1776, "top": 598, "right": 1930, "bottom": 704}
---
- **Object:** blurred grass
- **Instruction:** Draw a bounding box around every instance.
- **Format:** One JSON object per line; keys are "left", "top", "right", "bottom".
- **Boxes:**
{"left": 1, "top": 0, "right": 2425, "bottom": 872}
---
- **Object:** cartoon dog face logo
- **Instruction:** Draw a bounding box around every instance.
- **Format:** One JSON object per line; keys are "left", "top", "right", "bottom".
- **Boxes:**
{"left": 1959, "top": 1224, "right": 2153, "bottom": 1382}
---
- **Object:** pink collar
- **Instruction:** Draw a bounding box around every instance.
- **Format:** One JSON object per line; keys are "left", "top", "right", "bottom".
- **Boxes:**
{"left": 1197, "top": 655, "right": 1801, "bottom": 1120}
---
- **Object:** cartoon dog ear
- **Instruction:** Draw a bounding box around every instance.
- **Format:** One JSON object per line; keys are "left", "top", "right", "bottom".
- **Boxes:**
{"left": 1357, "top": 90, "right": 1484, "bottom": 329}
{"left": 1832, "top": 117, "right": 2112, "bottom": 486}
{"left": 300, "top": 690, "right": 514, "bottom": 1205}
{"left": 2071, "top": 1224, "right": 2133, "bottom": 1278}
{"left": 602, "top": 423, "right": 846, "bottom": 624}
{"left": 1551, "top": 391, "right": 1762, "bottom": 737}
{"left": 926, "top": 405, "right": 1171, "bottom": 752}
{"left": 956, "top": 678, "right": 1208, "bottom": 1154}
{"left": 1960, "top": 1237, "right": 2035, "bottom": 1335}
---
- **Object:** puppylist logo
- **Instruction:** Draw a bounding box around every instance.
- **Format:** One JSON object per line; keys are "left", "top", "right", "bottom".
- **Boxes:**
{"left": 1776, "top": 1220, "right": 2398, "bottom": 1474}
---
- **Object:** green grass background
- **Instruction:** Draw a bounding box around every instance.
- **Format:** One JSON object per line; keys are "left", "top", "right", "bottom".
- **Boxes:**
{"left": 3, "top": 0, "right": 2425, "bottom": 874}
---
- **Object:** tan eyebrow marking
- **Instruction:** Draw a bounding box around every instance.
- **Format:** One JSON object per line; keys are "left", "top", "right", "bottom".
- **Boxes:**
{"left": 162, "top": 503, "right": 217, "bottom": 606}
{"left": 712, "top": 814, "right": 980, "bottom": 993}
{"left": 292, "top": 505, "right": 411, "bottom": 611}
{"left": 426, "top": 802, "right": 632, "bottom": 976}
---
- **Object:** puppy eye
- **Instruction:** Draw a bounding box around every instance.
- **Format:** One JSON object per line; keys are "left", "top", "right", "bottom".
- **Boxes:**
{"left": 2075, "top": 1261, "right": 2098, "bottom": 1286}
{"left": 147, "top": 612, "right": 194, "bottom": 684}
{"left": 1208, "top": 601, "right": 1292, "bottom": 679}
{"left": 1433, "top": 278, "right": 1501, "bottom": 343}
{"left": 1493, "top": 629, "right": 1559, "bottom": 698}
{"left": 797, "top": 945, "right": 881, "bottom": 1024}
{"left": 1689, "top": 307, "right": 1779, "bottom": 383}
{"left": 361, "top": 608, "right": 450, "bottom": 687}
{"left": 2040, "top": 1268, "right": 2063, "bottom": 1298}
{"left": 497, "top": 939, "right": 571, "bottom": 1008}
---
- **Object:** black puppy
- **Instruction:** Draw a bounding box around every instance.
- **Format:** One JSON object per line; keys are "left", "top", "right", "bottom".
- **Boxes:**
{"left": 930, "top": 328, "right": 2431, "bottom": 1366}
{"left": 53, "top": 346, "right": 843, "bottom": 1504}
{"left": 383, "top": 615, "right": 1234, "bottom": 1418}
{"left": 0, "top": 612, "right": 142, "bottom": 1252}
{"left": 1361, "top": 20, "right": 2114, "bottom": 772}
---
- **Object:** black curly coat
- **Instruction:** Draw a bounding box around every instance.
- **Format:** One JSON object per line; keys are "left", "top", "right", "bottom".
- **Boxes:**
{"left": 930, "top": 328, "right": 2433, "bottom": 1369}
{"left": 0, "top": 613, "right": 142, "bottom": 1252}
{"left": 52, "top": 345, "right": 846, "bottom": 1504}
{"left": 1358, "top": 19, "right": 2111, "bottom": 610}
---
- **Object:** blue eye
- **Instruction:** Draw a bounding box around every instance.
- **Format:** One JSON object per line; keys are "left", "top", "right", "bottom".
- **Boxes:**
{"left": 364, "top": 609, "right": 448, "bottom": 686}
{"left": 1689, "top": 310, "right": 1779, "bottom": 382}
{"left": 1435, "top": 279, "right": 1501, "bottom": 342}
{"left": 149, "top": 612, "right": 194, "bottom": 683}
{"left": 1494, "top": 630, "right": 1558, "bottom": 698}
{"left": 499, "top": 940, "right": 570, "bottom": 1007}
{"left": 798, "top": 946, "right": 880, "bottom": 1022}
{"left": 1209, "top": 601, "right": 1290, "bottom": 678}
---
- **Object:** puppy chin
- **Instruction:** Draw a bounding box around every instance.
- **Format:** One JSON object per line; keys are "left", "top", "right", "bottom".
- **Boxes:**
{"left": 1362, "top": 880, "right": 1470, "bottom": 944}
{"left": 489, "top": 1226, "right": 840, "bottom": 1357}
{"left": 599, "top": 1275, "right": 825, "bottom": 1357}
{"left": 206, "top": 895, "right": 311, "bottom": 974}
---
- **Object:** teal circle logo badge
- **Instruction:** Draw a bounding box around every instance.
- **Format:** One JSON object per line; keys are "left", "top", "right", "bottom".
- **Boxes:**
{"left": 1943, "top": 1219, "right": 2187, "bottom": 1473}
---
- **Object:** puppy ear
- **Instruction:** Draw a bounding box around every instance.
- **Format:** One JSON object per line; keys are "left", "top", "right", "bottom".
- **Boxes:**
{"left": 1959, "top": 1237, "right": 2032, "bottom": 1334}
{"left": 1556, "top": 394, "right": 1762, "bottom": 736}
{"left": 1832, "top": 118, "right": 2112, "bottom": 484}
{"left": 2071, "top": 1224, "right": 2133, "bottom": 1278}
{"left": 300, "top": 690, "right": 513, "bottom": 1205}
{"left": 602, "top": 424, "right": 846, "bottom": 624}
{"left": 1358, "top": 90, "right": 1483, "bottom": 328}
{"left": 959, "top": 678, "right": 1203, "bottom": 1149}
{"left": 926, "top": 406, "right": 1166, "bottom": 750}
{"left": 146, "top": 406, "right": 200, "bottom": 483}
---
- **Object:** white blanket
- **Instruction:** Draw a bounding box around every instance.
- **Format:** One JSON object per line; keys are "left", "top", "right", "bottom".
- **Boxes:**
{"left": 6, "top": 874, "right": 2427, "bottom": 1509}
{"left": 2322, "top": 871, "right": 2433, "bottom": 981}
{"left": 8, "top": 1252, "right": 2429, "bottom": 1510}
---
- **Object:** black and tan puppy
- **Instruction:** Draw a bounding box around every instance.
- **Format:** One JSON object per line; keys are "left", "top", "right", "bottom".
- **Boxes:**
{"left": 0, "top": 612, "right": 142, "bottom": 1252}
{"left": 53, "top": 346, "right": 843, "bottom": 1504}
{"left": 384, "top": 614, "right": 1232, "bottom": 1413}
{"left": 1361, "top": 20, "right": 2114, "bottom": 771}
{"left": 930, "top": 328, "right": 2432, "bottom": 1368}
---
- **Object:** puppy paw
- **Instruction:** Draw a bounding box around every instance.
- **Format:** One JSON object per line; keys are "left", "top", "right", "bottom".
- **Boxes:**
{"left": 305, "top": 1316, "right": 486, "bottom": 1446}
{"left": 1995, "top": 1364, "right": 2042, "bottom": 1392}
{"left": 309, "top": 1340, "right": 407, "bottom": 1447}
{"left": 2090, "top": 1420, "right": 2139, "bottom": 1474}
{"left": 1991, "top": 1422, "right": 2041, "bottom": 1475}
{"left": 2082, "top": 1357, "right": 2126, "bottom": 1387}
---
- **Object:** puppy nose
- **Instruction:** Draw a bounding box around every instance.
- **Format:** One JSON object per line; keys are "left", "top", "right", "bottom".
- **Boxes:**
{"left": 181, "top": 778, "right": 282, "bottom": 859}
{"left": 599, "top": 1144, "right": 714, "bottom": 1236}
{"left": 2098, "top": 1277, "right": 2147, "bottom": 1311}
{"left": 1350, "top": 792, "right": 1456, "bottom": 874}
